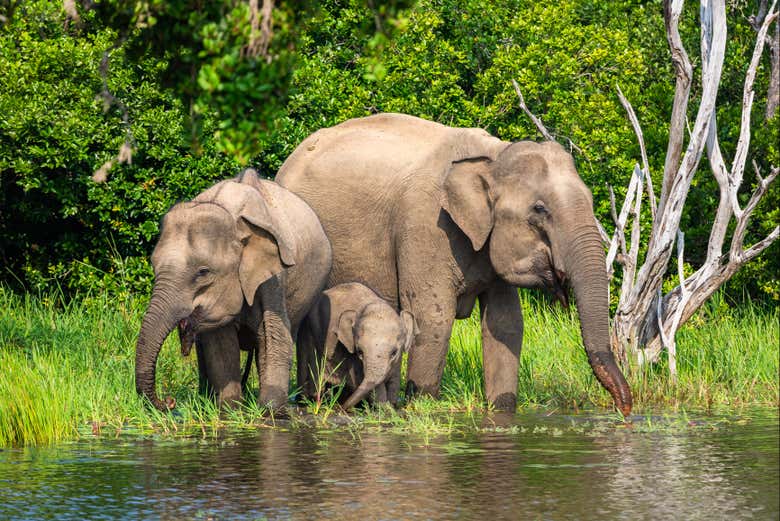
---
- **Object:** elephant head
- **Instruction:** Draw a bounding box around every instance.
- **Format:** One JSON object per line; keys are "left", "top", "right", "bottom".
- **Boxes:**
{"left": 135, "top": 170, "right": 297, "bottom": 411}
{"left": 336, "top": 304, "right": 416, "bottom": 410}
{"left": 441, "top": 141, "right": 632, "bottom": 416}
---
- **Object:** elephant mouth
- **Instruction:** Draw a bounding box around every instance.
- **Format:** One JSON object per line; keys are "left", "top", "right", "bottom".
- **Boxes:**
{"left": 177, "top": 307, "right": 240, "bottom": 356}
{"left": 551, "top": 268, "right": 569, "bottom": 308}
{"left": 177, "top": 306, "right": 207, "bottom": 356}
{"left": 178, "top": 316, "right": 197, "bottom": 356}
{"left": 539, "top": 265, "right": 569, "bottom": 308}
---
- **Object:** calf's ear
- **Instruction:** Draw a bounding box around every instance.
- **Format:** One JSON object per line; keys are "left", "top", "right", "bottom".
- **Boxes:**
{"left": 335, "top": 310, "right": 358, "bottom": 353}
{"left": 400, "top": 310, "right": 417, "bottom": 352}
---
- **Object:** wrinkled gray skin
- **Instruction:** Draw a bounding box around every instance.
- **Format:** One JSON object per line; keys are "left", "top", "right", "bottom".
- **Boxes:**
{"left": 179, "top": 322, "right": 256, "bottom": 399}
{"left": 298, "top": 283, "right": 417, "bottom": 409}
{"left": 277, "top": 113, "right": 632, "bottom": 415}
{"left": 135, "top": 169, "right": 332, "bottom": 411}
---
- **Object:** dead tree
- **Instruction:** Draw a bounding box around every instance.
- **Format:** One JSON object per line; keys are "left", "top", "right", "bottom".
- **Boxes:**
{"left": 751, "top": 0, "right": 780, "bottom": 119}
{"left": 243, "top": 0, "right": 274, "bottom": 62}
{"left": 513, "top": 0, "right": 779, "bottom": 380}
{"left": 607, "top": 0, "right": 779, "bottom": 375}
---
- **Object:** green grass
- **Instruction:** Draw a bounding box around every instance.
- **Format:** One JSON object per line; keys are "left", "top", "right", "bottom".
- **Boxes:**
{"left": 445, "top": 294, "right": 779, "bottom": 411}
{"left": 0, "top": 287, "right": 777, "bottom": 446}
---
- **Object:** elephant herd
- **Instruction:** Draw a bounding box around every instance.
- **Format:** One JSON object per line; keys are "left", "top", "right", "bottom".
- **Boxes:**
{"left": 134, "top": 113, "right": 633, "bottom": 416}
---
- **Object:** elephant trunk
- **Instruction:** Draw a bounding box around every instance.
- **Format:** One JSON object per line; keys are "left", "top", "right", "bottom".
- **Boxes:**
{"left": 343, "top": 355, "right": 396, "bottom": 410}
{"left": 135, "top": 283, "right": 183, "bottom": 411}
{"left": 561, "top": 221, "right": 633, "bottom": 417}
{"left": 342, "top": 378, "right": 378, "bottom": 410}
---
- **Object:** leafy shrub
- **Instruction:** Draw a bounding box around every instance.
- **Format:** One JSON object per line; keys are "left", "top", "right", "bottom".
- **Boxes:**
{"left": 0, "top": 1, "right": 240, "bottom": 296}
{"left": 0, "top": 0, "right": 776, "bottom": 301}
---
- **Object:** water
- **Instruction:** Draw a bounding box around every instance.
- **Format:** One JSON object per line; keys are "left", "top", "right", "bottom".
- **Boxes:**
{"left": 1, "top": 411, "right": 777, "bottom": 520}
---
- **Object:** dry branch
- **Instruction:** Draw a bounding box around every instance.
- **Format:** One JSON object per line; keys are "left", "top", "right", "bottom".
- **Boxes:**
{"left": 657, "top": 0, "right": 693, "bottom": 219}
{"left": 751, "top": 0, "right": 780, "bottom": 119}
{"left": 511, "top": 79, "right": 583, "bottom": 154}
{"left": 611, "top": 0, "right": 779, "bottom": 365}
{"left": 605, "top": 165, "right": 642, "bottom": 278}
{"left": 616, "top": 85, "right": 656, "bottom": 221}
{"left": 92, "top": 49, "right": 134, "bottom": 183}
{"left": 512, "top": 79, "right": 555, "bottom": 142}
{"left": 243, "top": 0, "right": 274, "bottom": 61}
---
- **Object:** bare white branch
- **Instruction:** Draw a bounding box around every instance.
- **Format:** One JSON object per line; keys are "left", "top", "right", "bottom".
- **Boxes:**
{"left": 605, "top": 166, "right": 641, "bottom": 276}
{"left": 730, "top": 5, "right": 778, "bottom": 217}
{"left": 657, "top": 0, "right": 693, "bottom": 219}
{"left": 596, "top": 219, "right": 611, "bottom": 246}
{"left": 616, "top": 84, "right": 657, "bottom": 220}
{"left": 624, "top": 164, "right": 644, "bottom": 295}
{"left": 741, "top": 226, "right": 780, "bottom": 262}
{"left": 730, "top": 165, "right": 779, "bottom": 262}
{"left": 512, "top": 79, "right": 556, "bottom": 142}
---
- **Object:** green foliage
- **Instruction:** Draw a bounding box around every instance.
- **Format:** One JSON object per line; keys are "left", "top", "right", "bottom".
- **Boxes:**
{"left": 0, "top": 1, "right": 240, "bottom": 295}
{"left": 0, "top": 0, "right": 776, "bottom": 300}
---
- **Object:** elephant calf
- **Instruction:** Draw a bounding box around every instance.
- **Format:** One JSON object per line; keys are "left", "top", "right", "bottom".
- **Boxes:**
{"left": 297, "top": 283, "right": 417, "bottom": 409}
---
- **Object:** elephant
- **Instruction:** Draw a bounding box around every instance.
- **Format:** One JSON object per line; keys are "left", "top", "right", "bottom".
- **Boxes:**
{"left": 135, "top": 168, "right": 332, "bottom": 411}
{"left": 297, "top": 282, "right": 417, "bottom": 409}
{"left": 179, "top": 322, "right": 256, "bottom": 398}
{"left": 276, "top": 113, "right": 632, "bottom": 415}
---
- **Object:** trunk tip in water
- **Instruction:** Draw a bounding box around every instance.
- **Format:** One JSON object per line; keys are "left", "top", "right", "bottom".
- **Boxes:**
{"left": 588, "top": 351, "right": 633, "bottom": 417}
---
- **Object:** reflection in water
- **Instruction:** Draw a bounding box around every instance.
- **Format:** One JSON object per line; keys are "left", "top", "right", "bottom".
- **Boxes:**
{"left": 0, "top": 412, "right": 777, "bottom": 520}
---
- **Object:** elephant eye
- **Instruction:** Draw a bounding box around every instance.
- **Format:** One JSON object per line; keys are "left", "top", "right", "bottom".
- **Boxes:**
{"left": 390, "top": 348, "right": 399, "bottom": 359}
{"left": 196, "top": 266, "right": 211, "bottom": 277}
{"left": 533, "top": 201, "right": 548, "bottom": 214}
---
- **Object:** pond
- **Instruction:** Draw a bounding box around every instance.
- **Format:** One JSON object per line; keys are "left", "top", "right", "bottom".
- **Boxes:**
{"left": 1, "top": 410, "right": 777, "bottom": 520}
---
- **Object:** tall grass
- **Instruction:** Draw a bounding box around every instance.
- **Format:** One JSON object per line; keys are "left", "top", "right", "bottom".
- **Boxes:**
{"left": 0, "top": 287, "right": 777, "bottom": 446}
{"left": 444, "top": 292, "right": 779, "bottom": 410}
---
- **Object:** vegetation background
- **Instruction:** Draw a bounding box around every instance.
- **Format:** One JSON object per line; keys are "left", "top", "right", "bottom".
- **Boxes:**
{"left": 1, "top": 0, "right": 777, "bottom": 303}
{"left": 0, "top": 0, "right": 778, "bottom": 446}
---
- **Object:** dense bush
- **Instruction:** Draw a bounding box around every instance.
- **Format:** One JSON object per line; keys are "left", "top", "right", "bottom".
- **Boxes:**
{"left": 0, "top": 1, "right": 240, "bottom": 296}
{"left": 0, "top": 0, "right": 777, "bottom": 301}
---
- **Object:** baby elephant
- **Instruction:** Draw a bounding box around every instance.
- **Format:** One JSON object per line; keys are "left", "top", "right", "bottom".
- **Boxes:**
{"left": 298, "top": 283, "right": 417, "bottom": 409}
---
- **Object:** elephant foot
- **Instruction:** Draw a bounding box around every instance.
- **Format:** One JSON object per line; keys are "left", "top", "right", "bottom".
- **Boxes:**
{"left": 258, "top": 385, "right": 289, "bottom": 411}
{"left": 405, "top": 380, "right": 441, "bottom": 400}
{"left": 489, "top": 392, "right": 517, "bottom": 412}
{"left": 217, "top": 381, "right": 243, "bottom": 409}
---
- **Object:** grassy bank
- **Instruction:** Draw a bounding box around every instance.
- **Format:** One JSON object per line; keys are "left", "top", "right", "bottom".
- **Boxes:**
{"left": 0, "top": 287, "right": 777, "bottom": 446}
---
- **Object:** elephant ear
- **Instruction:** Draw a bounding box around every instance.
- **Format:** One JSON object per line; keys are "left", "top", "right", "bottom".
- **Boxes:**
{"left": 236, "top": 168, "right": 298, "bottom": 267}
{"left": 400, "top": 310, "right": 417, "bottom": 353}
{"left": 335, "top": 310, "right": 357, "bottom": 353}
{"left": 236, "top": 193, "right": 298, "bottom": 305}
{"left": 441, "top": 158, "right": 495, "bottom": 251}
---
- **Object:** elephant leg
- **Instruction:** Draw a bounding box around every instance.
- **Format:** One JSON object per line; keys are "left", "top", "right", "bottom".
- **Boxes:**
{"left": 479, "top": 282, "right": 523, "bottom": 411}
{"left": 198, "top": 326, "right": 243, "bottom": 408}
{"left": 384, "top": 357, "right": 402, "bottom": 406}
{"left": 373, "top": 383, "right": 388, "bottom": 404}
{"left": 257, "top": 275, "right": 294, "bottom": 409}
{"left": 294, "top": 323, "right": 317, "bottom": 402}
{"left": 195, "top": 336, "right": 213, "bottom": 398}
{"left": 401, "top": 279, "right": 457, "bottom": 399}
{"left": 237, "top": 325, "right": 256, "bottom": 392}
{"left": 396, "top": 228, "right": 458, "bottom": 399}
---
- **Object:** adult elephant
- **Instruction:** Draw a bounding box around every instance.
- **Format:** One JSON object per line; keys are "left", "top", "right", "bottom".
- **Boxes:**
{"left": 276, "top": 113, "right": 632, "bottom": 415}
{"left": 135, "top": 169, "right": 332, "bottom": 411}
